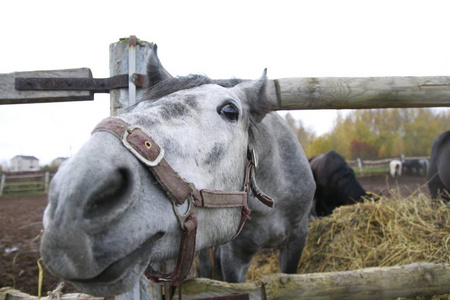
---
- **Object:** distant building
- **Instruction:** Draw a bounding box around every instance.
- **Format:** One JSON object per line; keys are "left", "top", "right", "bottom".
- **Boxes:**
{"left": 10, "top": 155, "right": 40, "bottom": 172}
{"left": 51, "top": 157, "right": 68, "bottom": 168}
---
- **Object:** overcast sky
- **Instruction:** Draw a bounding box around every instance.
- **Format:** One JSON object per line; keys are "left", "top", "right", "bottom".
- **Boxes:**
{"left": 1, "top": 0, "right": 450, "bottom": 166}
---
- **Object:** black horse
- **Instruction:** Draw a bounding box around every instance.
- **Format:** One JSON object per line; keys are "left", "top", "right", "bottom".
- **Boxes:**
{"left": 427, "top": 130, "right": 450, "bottom": 202}
{"left": 309, "top": 150, "right": 369, "bottom": 217}
{"left": 403, "top": 159, "right": 428, "bottom": 176}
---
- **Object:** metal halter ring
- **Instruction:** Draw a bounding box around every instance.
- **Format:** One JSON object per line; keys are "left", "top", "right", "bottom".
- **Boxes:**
{"left": 171, "top": 194, "right": 197, "bottom": 230}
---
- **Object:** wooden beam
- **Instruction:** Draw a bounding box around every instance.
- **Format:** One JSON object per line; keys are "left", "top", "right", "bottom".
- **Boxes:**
{"left": 178, "top": 263, "right": 450, "bottom": 300}
{"left": 3, "top": 66, "right": 450, "bottom": 111}
{"left": 0, "top": 68, "right": 93, "bottom": 105}
{"left": 0, "top": 287, "right": 104, "bottom": 300}
{"left": 109, "top": 37, "right": 154, "bottom": 116}
{"left": 271, "top": 76, "right": 450, "bottom": 110}
{"left": 2, "top": 263, "right": 449, "bottom": 300}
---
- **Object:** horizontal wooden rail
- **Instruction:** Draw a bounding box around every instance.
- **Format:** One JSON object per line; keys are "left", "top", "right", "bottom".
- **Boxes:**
{"left": 267, "top": 76, "right": 450, "bottom": 110}
{"left": 347, "top": 156, "right": 430, "bottom": 166}
{"left": 178, "top": 263, "right": 450, "bottom": 300}
{"left": 3, "top": 69, "right": 450, "bottom": 111}
{"left": 5, "top": 186, "right": 45, "bottom": 193}
{"left": 5, "top": 181, "right": 44, "bottom": 186}
{"left": 5, "top": 174, "right": 45, "bottom": 180}
{"left": 0, "top": 68, "right": 93, "bottom": 104}
{"left": 0, "top": 287, "right": 103, "bottom": 300}
{"left": 1, "top": 263, "right": 448, "bottom": 300}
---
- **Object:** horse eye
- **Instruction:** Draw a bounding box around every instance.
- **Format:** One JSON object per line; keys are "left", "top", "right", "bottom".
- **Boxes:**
{"left": 220, "top": 104, "right": 239, "bottom": 121}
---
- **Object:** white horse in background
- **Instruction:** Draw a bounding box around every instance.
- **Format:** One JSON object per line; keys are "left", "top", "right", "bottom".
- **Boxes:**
{"left": 389, "top": 160, "right": 402, "bottom": 178}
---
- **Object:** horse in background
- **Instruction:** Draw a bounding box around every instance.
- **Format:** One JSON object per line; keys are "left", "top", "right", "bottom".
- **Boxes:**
{"left": 389, "top": 160, "right": 402, "bottom": 178}
{"left": 427, "top": 130, "right": 450, "bottom": 202}
{"left": 309, "top": 150, "right": 369, "bottom": 217}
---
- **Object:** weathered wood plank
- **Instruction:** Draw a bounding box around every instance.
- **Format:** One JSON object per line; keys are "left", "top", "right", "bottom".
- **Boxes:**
{"left": 272, "top": 76, "right": 450, "bottom": 110}
{"left": 3, "top": 69, "right": 450, "bottom": 110}
{"left": 109, "top": 38, "right": 154, "bottom": 116}
{"left": 0, "top": 287, "right": 104, "bottom": 300}
{"left": 1, "top": 264, "right": 449, "bottom": 299}
{"left": 178, "top": 263, "right": 450, "bottom": 300}
{"left": 0, "top": 68, "right": 93, "bottom": 104}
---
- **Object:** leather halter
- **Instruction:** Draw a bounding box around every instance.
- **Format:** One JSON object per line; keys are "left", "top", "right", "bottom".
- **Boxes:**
{"left": 91, "top": 117, "right": 274, "bottom": 285}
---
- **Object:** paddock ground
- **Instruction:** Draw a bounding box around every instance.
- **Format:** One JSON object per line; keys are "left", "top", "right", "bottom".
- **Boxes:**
{"left": 0, "top": 174, "right": 429, "bottom": 296}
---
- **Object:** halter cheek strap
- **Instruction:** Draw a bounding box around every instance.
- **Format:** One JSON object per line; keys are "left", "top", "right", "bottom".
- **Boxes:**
{"left": 91, "top": 117, "right": 273, "bottom": 285}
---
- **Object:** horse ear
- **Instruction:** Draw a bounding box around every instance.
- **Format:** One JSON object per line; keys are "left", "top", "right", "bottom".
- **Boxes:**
{"left": 239, "top": 68, "right": 272, "bottom": 123}
{"left": 147, "top": 44, "right": 173, "bottom": 87}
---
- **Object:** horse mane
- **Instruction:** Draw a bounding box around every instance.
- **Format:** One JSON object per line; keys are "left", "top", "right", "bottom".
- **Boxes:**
{"left": 328, "top": 160, "right": 355, "bottom": 182}
{"left": 141, "top": 75, "right": 243, "bottom": 101}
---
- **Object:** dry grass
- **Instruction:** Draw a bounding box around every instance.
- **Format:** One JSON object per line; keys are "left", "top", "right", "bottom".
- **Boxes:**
{"left": 247, "top": 190, "right": 450, "bottom": 299}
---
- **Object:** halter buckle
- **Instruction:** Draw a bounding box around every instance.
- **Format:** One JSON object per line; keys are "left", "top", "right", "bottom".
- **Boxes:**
{"left": 122, "top": 125, "right": 165, "bottom": 167}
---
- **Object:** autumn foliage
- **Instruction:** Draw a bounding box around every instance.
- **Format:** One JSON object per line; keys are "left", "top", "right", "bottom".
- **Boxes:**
{"left": 285, "top": 108, "right": 449, "bottom": 160}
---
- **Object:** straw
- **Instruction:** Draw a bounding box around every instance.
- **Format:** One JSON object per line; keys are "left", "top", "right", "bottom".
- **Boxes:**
{"left": 247, "top": 191, "right": 450, "bottom": 299}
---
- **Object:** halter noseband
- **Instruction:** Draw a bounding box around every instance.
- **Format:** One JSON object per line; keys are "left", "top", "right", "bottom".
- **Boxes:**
{"left": 92, "top": 117, "right": 273, "bottom": 285}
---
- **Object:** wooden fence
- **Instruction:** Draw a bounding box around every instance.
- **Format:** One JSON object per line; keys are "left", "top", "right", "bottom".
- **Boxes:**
{"left": 0, "top": 171, "right": 54, "bottom": 196}
{"left": 2, "top": 37, "right": 450, "bottom": 112}
{"left": 346, "top": 156, "right": 430, "bottom": 177}
{"left": 1, "top": 263, "right": 450, "bottom": 300}
{"left": 178, "top": 262, "right": 450, "bottom": 300}
{"left": 0, "top": 36, "right": 449, "bottom": 300}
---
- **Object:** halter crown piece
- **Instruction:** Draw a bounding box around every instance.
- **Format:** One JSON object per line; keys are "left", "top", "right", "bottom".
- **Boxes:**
{"left": 92, "top": 117, "right": 274, "bottom": 285}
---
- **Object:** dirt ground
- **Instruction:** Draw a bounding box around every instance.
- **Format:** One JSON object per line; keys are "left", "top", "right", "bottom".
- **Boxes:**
{"left": 358, "top": 173, "right": 429, "bottom": 198}
{"left": 0, "top": 174, "right": 429, "bottom": 296}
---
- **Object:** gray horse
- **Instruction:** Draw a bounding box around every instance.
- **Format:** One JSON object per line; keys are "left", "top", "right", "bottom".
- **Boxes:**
{"left": 40, "top": 46, "right": 315, "bottom": 296}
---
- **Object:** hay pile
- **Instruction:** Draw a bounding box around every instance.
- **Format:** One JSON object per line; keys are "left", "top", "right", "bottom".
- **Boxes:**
{"left": 247, "top": 191, "right": 450, "bottom": 282}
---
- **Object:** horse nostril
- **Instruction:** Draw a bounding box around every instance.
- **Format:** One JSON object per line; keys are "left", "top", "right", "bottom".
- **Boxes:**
{"left": 84, "top": 168, "right": 132, "bottom": 219}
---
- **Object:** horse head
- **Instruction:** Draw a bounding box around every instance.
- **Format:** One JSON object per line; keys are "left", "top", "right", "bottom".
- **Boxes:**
{"left": 40, "top": 45, "right": 273, "bottom": 296}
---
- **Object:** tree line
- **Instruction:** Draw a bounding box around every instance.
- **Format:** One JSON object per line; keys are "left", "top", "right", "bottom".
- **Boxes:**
{"left": 285, "top": 108, "right": 449, "bottom": 160}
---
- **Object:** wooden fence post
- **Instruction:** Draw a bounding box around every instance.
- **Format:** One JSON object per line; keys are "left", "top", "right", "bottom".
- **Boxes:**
{"left": 0, "top": 174, "right": 5, "bottom": 196}
{"left": 357, "top": 158, "right": 363, "bottom": 176}
{"left": 44, "top": 172, "right": 50, "bottom": 193}
{"left": 110, "top": 36, "right": 157, "bottom": 300}
{"left": 109, "top": 36, "right": 153, "bottom": 116}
